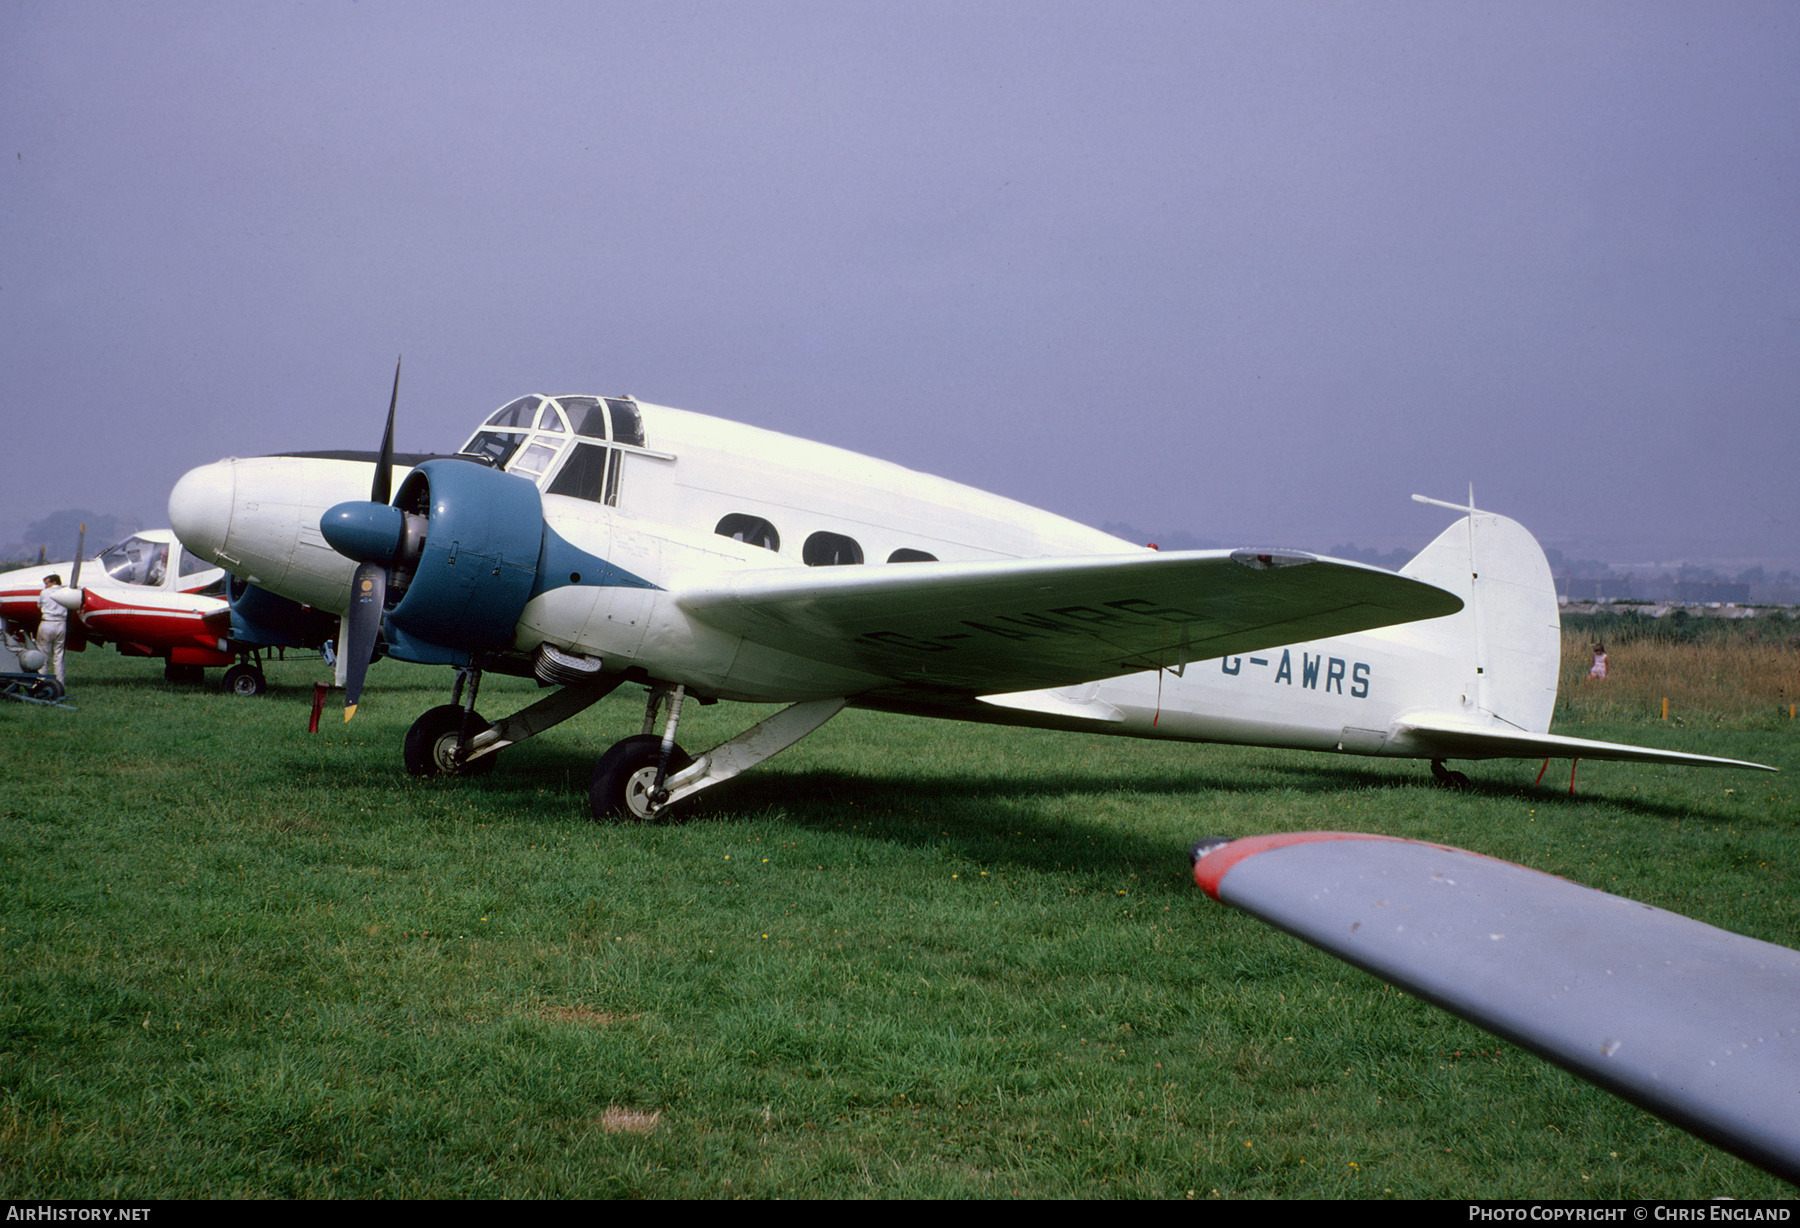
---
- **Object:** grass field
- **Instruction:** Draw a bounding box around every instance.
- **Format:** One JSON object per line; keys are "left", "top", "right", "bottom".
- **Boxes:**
{"left": 3, "top": 641, "right": 1796, "bottom": 1198}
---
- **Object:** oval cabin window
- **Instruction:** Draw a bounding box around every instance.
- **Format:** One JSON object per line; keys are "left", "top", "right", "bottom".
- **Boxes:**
{"left": 716, "top": 514, "right": 781, "bottom": 552}
{"left": 887, "top": 548, "right": 938, "bottom": 563}
{"left": 803, "top": 531, "right": 864, "bottom": 566}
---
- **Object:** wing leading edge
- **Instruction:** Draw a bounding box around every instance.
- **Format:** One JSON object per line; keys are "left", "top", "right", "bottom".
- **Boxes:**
{"left": 1192, "top": 831, "right": 1800, "bottom": 1185}
{"left": 678, "top": 549, "right": 1463, "bottom": 695}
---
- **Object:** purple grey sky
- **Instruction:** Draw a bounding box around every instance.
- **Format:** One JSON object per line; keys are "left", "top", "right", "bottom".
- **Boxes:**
{"left": 4, "top": 2, "right": 1796, "bottom": 572}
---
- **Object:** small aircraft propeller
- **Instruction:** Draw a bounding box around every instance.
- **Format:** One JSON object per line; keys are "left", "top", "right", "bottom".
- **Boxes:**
{"left": 69, "top": 523, "right": 86, "bottom": 589}
{"left": 63, "top": 523, "right": 90, "bottom": 646}
{"left": 320, "top": 358, "right": 404, "bottom": 721}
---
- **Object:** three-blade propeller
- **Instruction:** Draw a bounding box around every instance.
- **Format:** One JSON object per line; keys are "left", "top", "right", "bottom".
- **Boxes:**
{"left": 321, "top": 358, "right": 402, "bottom": 721}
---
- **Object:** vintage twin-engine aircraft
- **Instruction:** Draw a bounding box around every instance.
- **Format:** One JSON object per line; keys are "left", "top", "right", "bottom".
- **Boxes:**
{"left": 166, "top": 379, "right": 1769, "bottom": 820}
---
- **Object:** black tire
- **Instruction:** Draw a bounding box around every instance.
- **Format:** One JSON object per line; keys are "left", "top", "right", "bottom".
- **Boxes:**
{"left": 164, "top": 661, "right": 205, "bottom": 684}
{"left": 403, "top": 704, "right": 499, "bottom": 777}
{"left": 590, "top": 734, "right": 694, "bottom": 823}
{"left": 28, "top": 677, "right": 64, "bottom": 702}
{"left": 222, "top": 664, "right": 268, "bottom": 697}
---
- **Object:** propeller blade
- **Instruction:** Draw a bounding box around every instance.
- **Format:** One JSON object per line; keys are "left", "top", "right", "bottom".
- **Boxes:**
{"left": 69, "top": 523, "right": 86, "bottom": 589}
{"left": 342, "top": 562, "right": 386, "bottom": 721}
{"left": 372, "top": 356, "right": 401, "bottom": 505}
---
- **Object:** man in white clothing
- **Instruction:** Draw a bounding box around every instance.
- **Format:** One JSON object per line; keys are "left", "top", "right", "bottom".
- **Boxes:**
{"left": 36, "top": 574, "right": 73, "bottom": 688}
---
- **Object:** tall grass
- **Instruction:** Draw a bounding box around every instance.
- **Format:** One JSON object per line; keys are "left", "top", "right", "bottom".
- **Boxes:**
{"left": 1559, "top": 624, "right": 1800, "bottom": 723}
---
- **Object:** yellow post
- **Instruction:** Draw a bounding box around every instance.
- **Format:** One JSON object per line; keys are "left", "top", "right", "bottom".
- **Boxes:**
{"left": 1662, "top": 697, "right": 1669, "bottom": 721}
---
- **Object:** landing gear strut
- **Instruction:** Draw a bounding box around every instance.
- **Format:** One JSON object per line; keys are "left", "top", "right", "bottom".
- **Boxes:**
{"left": 390, "top": 655, "right": 849, "bottom": 822}
{"left": 405, "top": 703, "right": 498, "bottom": 776}
{"left": 588, "top": 689, "right": 848, "bottom": 823}
{"left": 404, "top": 667, "right": 496, "bottom": 776}
{"left": 402, "top": 664, "right": 626, "bottom": 777}
{"left": 592, "top": 684, "right": 691, "bottom": 821}
{"left": 591, "top": 733, "right": 697, "bottom": 822}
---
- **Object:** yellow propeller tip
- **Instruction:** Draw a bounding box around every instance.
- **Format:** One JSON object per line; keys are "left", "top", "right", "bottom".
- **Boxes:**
{"left": 343, "top": 704, "right": 358, "bottom": 723}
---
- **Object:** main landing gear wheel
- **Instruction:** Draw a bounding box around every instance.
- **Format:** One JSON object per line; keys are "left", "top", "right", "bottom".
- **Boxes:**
{"left": 222, "top": 664, "right": 268, "bottom": 696}
{"left": 590, "top": 734, "right": 694, "bottom": 823}
{"left": 404, "top": 704, "right": 498, "bottom": 777}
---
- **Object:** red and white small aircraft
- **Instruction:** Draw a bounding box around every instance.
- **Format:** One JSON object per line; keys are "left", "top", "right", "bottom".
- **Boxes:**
{"left": 164, "top": 371, "right": 1770, "bottom": 820}
{"left": 0, "top": 529, "right": 304, "bottom": 693}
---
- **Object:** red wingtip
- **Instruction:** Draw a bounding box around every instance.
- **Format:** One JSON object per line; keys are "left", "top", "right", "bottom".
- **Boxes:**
{"left": 1192, "top": 832, "right": 1411, "bottom": 900}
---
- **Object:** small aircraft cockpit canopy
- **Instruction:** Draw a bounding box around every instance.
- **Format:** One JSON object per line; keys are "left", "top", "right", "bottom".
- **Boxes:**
{"left": 459, "top": 395, "right": 650, "bottom": 508}
{"left": 100, "top": 535, "right": 170, "bottom": 587}
{"left": 179, "top": 546, "right": 215, "bottom": 577}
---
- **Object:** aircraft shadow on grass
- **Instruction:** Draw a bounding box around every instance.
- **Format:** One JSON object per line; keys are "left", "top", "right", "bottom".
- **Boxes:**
{"left": 393, "top": 734, "right": 1765, "bottom": 831}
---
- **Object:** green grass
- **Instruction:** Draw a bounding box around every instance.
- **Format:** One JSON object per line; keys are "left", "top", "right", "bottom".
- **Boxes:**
{"left": 2, "top": 651, "right": 1796, "bottom": 1197}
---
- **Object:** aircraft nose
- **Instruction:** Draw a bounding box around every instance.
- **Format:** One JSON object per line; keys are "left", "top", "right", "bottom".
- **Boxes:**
{"left": 168, "top": 461, "right": 237, "bottom": 563}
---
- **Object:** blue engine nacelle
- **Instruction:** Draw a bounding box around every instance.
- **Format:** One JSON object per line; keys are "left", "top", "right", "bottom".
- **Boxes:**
{"left": 382, "top": 459, "right": 545, "bottom": 663}
{"left": 228, "top": 575, "right": 339, "bottom": 648}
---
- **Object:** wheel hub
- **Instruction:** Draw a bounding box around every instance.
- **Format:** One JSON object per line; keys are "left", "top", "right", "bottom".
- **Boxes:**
{"left": 433, "top": 732, "right": 466, "bottom": 773}
{"left": 622, "top": 766, "right": 664, "bottom": 820}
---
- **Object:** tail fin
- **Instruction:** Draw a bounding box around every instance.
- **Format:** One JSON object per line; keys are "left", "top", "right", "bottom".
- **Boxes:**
{"left": 1397, "top": 502, "right": 1560, "bottom": 734}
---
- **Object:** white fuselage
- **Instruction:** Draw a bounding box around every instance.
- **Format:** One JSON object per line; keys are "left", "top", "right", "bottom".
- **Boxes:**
{"left": 169, "top": 394, "right": 1555, "bottom": 758}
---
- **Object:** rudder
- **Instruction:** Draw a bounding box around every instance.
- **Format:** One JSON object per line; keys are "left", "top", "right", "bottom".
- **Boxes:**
{"left": 1398, "top": 508, "right": 1560, "bottom": 734}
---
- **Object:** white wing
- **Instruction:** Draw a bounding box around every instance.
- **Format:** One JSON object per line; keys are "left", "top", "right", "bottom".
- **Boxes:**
{"left": 1193, "top": 832, "right": 1800, "bottom": 1184}
{"left": 680, "top": 549, "right": 1462, "bottom": 694}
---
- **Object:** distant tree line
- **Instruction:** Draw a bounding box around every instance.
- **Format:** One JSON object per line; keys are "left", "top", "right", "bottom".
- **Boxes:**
{"left": 1, "top": 510, "right": 143, "bottom": 568}
{"left": 1562, "top": 608, "right": 1799, "bottom": 647}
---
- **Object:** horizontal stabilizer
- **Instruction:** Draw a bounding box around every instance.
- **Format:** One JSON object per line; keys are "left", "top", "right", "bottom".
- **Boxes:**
{"left": 1390, "top": 711, "right": 1776, "bottom": 771}
{"left": 1193, "top": 831, "right": 1800, "bottom": 1184}
{"left": 977, "top": 686, "right": 1126, "bottom": 722}
{"left": 680, "top": 549, "right": 1462, "bottom": 694}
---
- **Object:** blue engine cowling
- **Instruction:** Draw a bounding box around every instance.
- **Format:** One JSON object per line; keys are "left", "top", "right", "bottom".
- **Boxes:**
{"left": 228, "top": 575, "right": 339, "bottom": 648}
{"left": 383, "top": 459, "right": 545, "bottom": 663}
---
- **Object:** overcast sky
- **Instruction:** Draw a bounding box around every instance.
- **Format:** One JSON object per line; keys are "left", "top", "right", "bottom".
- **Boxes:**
{"left": 4, "top": 2, "right": 1795, "bottom": 572}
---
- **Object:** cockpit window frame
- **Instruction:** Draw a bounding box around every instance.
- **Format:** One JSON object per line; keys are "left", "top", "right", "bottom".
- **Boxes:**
{"left": 535, "top": 402, "right": 570, "bottom": 434}
{"left": 545, "top": 442, "right": 611, "bottom": 504}
{"left": 484, "top": 396, "right": 540, "bottom": 430}
{"left": 463, "top": 394, "right": 676, "bottom": 502}
{"left": 460, "top": 430, "right": 526, "bottom": 470}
